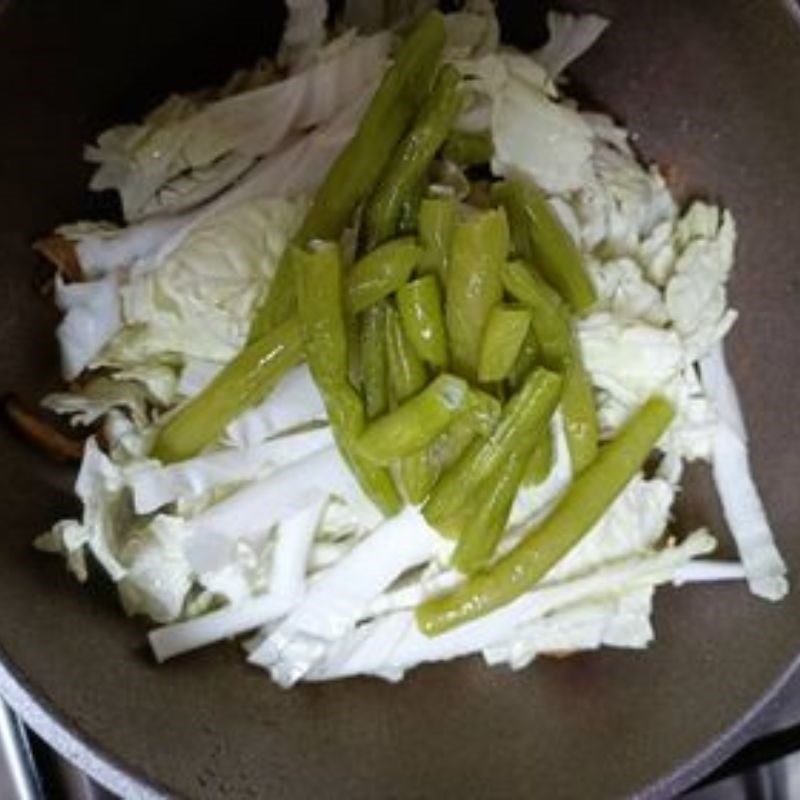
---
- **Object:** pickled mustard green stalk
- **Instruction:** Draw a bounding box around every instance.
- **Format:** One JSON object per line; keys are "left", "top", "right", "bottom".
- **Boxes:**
{"left": 397, "top": 177, "right": 426, "bottom": 235}
{"left": 424, "top": 368, "right": 562, "bottom": 529}
{"left": 446, "top": 209, "right": 509, "bottom": 381}
{"left": 294, "top": 244, "right": 401, "bottom": 515}
{"left": 249, "top": 11, "right": 447, "bottom": 339}
{"left": 386, "top": 301, "right": 433, "bottom": 500}
{"left": 386, "top": 304, "right": 427, "bottom": 402}
{"left": 400, "top": 449, "right": 435, "bottom": 505}
{"left": 451, "top": 447, "right": 528, "bottom": 574}
{"left": 501, "top": 260, "right": 570, "bottom": 364}
{"left": 348, "top": 238, "right": 422, "bottom": 314}
{"left": 502, "top": 260, "right": 598, "bottom": 473}
{"left": 363, "top": 63, "right": 463, "bottom": 249}
{"left": 358, "top": 374, "right": 470, "bottom": 464}
{"left": 524, "top": 426, "right": 554, "bottom": 486}
{"left": 360, "top": 302, "right": 389, "bottom": 419}
{"left": 416, "top": 396, "right": 676, "bottom": 635}
{"left": 397, "top": 275, "right": 448, "bottom": 368}
{"left": 402, "top": 389, "right": 501, "bottom": 504}
{"left": 477, "top": 305, "right": 532, "bottom": 384}
{"left": 442, "top": 130, "right": 493, "bottom": 166}
{"left": 561, "top": 357, "right": 599, "bottom": 474}
{"left": 507, "top": 329, "right": 539, "bottom": 391}
{"left": 152, "top": 317, "right": 303, "bottom": 463}
{"left": 493, "top": 179, "right": 596, "bottom": 314}
{"left": 418, "top": 197, "right": 457, "bottom": 279}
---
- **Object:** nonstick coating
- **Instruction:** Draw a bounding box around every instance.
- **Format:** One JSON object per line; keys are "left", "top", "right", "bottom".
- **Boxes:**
{"left": 1, "top": 1, "right": 799, "bottom": 798}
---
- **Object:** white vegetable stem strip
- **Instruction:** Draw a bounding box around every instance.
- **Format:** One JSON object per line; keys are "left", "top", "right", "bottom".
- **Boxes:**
{"left": 304, "top": 530, "right": 716, "bottom": 682}
{"left": 182, "top": 446, "right": 365, "bottom": 574}
{"left": 149, "top": 594, "right": 292, "bottom": 663}
{"left": 149, "top": 501, "right": 324, "bottom": 662}
{"left": 700, "top": 343, "right": 788, "bottom": 601}
{"left": 249, "top": 508, "right": 441, "bottom": 686}
{"left": 129, "top": 426, "right": 333, "bottom": 514}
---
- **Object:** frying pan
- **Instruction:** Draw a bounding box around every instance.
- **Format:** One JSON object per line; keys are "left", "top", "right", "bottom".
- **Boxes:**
{"left": 1, "top": 1, "right": 799, "bottom": 797}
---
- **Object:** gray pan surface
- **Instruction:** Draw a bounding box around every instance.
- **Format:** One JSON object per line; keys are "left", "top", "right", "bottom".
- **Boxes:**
{"left": 1, "top": 1, "right": 799, "bottom": 798}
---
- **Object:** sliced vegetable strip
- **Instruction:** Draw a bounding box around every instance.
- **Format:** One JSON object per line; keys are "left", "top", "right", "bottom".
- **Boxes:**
{"left": 358, "top": 374, "right": 470, "bottom": 464}
{"left": 294, "top": 244, "right": 401, "bottom": 515}
{"left": 442, "top": 130, "right": 493, "bottom": 167}
{"left": 493, "top": 179, "right": 596, "bottom": 314}
{"left": 524, "top": 426, "right": 554, "bottom": 486}
{"left": 451, "top": 447, "right": 528, "bottom": 574}
{"left": 250, "top": 11, "right": 447, "bottom": 339}
{"left": 424, "top": 368, "right": 562, "bottom": 529}
{"left": 477, "top": 305, "right": 532, "bottom": 383}
{"left": 348, "top": 238, "right": 422, "bottom": 314}
{"left": 360, "top": 302, "right": 390, "bottom": 419}
{"left": 502, "top": 260, "right": 599, "bottom": 473}
{"left": 386, "top": 304, "right": 428, "bottom": 401}
{"left": 363, "top": 63, "right": 463, "bottom": 249}
{"left": 446, "top": 209, "right": 509, "bottom": 381}
{"left": 418, "top": 197, "right": 457, "bottom": 279}
{"left": 152, "top": 317, "right": 304, "bottom": 463}
{"left": 416, "top": 396, "right": 676, "bottom": 635}
{"left": 401, "top": 388, "right": 501, "bottom": 505}
{"left": 397, "top": 275, "right": 448, "bottom": 368}
{"left": 507, "top": 328, "right": 540, "bottom": 391}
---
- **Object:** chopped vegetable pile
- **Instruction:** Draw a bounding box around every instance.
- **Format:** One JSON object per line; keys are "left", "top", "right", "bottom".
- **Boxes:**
{"left": 26, "top": 1, "right": 788, "bottom": 687}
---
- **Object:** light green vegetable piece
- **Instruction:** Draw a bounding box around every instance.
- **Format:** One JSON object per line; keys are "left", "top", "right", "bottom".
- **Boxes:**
{"left": 363, "top": 62, "right": 463, "bottom": 249}
{"left": 358, "top": 374, "right": 470, "bottom": 464}
{"left": 493, "top": 179, "right": 596, "bottom": 314}
{"left": 417, "top": 395, "right": 676, "bottom": 635}
{"left": 424, "top": 368, "right": 562, "bottom": 531}
{"left": 418, "top": 197, "right": 457, "bottom": 280}
{"left": 446, "top": 208, "right": 510, "bottom": 382}
{"left": 397, "top": 274, "right": 448, "bottom": 369}
{"left": 348, "top": 238, "right": 422, "bottom": 314}
{"left": 360, "top": 302, "right": 390, "bottom": 420}
{"left": 477, "top": 304, "right": 532, "bottom": 384}
{"left": 385, "top": 304, "right": 428, "bottom": 402}
{"left": 294, "top": 243, "right": 401, "bottom": 515}
{"left": 524, "top": 426, "right": 554, "bottom": 486}
{"left": 249, "top": 11, "right": 447, "bottom": 339}
{"left": 502, "top": 260, "right": 599, "bottom": 473}
{"left": 152, "top": 316, "right": 303, "bottom": 463}
{"left": 442, "top": 130, "right": 493, "bottom": 167}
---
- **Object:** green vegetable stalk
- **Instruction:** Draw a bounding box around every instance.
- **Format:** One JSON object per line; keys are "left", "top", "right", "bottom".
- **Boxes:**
{"left": 348, "top": 238, "right": 422, "bottom": 314}
{"left": 493, "top": 179, "right": 596, "bottom": 314}
{"left": 363, "top": 62, "right": 463, "bottom": 250}
{"left": 446, "top": 208, "right": 510, "bottom": 382}
{"left": 358, "top": 374, "right": 470, "bottom": 464}
{"left": 397, "top": 274, "right": 448, "bottom": 368}
{"left": 294, "top": 244, "right": 401, "bottom": 515}
{"left": 249, "top": 11, "right": 447, "bottom": 339}
{"left": 416, "top": 395, "right": 676, "bottom": 635}
{"left": 417, "top": 197, "right": 457, "bottom": 280}
{"left": 360, "top": 302, "right": 390, "bottom": 420}
{"left": 442, "top": 130, "right": 493, "bottom": 166}
{"left": 507, "top": 328, "right": 540, "bottom": 391}
{"left": 152, "top": 316, "right": 303, "bottom": 463}
{"left": 450, "top": 447, "right": 528, "bottom": 574}
{"left": 424, "top": 368, "right": 562, "bottom": 530}
{"left": 385, "top": 304, "right": 428, "bottom": 402}
{"left": 524, "top": 426, "right": 554, "bottom": 486}
{"left": 477, "top": 305, "right": 532, "bottom": 384}
{"left": 502, "top": 260, "right": 599, "bottom": 473}
{"left": 402, "top": 389, "right": 502, "bottom": 504}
